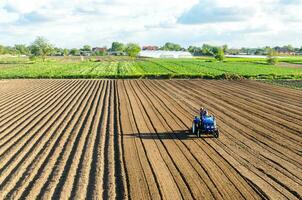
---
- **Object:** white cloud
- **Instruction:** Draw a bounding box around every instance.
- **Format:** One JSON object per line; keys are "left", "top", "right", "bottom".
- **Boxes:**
{"left": 0, "top": 8, "right": 19, "bottom": 23}
{"left": 0, "top": 0, "right": 302, "bottom": 48}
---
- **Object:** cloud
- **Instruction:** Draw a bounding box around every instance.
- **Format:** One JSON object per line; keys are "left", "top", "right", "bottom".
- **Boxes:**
{"left": 0, "top": 9, "right": 19, "bottom": 24}
{"left": 0, "top": 0, "right": 302, "bottom": 48}
{"left": 178, "top": 0, "right": 250, "bottom": 24}
{"left": 16, "top": 12, "right": 53, "bottom": 25}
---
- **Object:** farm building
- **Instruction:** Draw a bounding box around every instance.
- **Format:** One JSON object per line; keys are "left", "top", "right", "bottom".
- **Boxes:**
{"left": 92, "top": 47, "right": 107, "bottom": 52}
{"left": 139, "top": 50, "right": 193, "bottom": 58}
{"left": 142, "top": 45, "right": 159, "bottom": 51}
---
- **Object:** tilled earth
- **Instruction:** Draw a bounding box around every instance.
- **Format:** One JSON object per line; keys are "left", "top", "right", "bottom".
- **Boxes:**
{"left": 0, "top": 79, "right": 301, "bottom": 200}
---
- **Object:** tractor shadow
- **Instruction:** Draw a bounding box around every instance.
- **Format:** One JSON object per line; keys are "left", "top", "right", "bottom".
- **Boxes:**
{"left": 129, "top": 130, "right": 216, "bottom": 140}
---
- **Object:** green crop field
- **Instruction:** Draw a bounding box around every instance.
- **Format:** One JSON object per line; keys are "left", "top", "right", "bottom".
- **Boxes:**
{"left": 0, "top": 56, "right": 302, "bottom": 79}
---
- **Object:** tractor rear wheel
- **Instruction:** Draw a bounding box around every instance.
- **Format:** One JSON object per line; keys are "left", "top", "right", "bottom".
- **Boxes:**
{"left": 214, "top": 130, "right": 219, "bottom": 138}
{"left": 192, "top": 122, "right": 196, "bottom": 134}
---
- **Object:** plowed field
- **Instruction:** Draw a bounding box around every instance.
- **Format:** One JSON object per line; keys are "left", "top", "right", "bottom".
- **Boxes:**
{"left": 0, "top": 79, "right": 301, "bottom": 199}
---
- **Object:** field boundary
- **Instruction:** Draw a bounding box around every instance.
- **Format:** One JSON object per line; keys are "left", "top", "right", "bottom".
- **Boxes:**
{"left": 1, "top": 73, "right": 302, "bottom": 80}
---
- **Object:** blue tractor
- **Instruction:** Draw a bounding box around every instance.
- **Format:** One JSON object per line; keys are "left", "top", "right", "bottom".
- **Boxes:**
{"left": 192, "top": 113, "right": 219, "bottom": 138}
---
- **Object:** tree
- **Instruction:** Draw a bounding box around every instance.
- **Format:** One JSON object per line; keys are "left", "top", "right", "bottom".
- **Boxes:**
{"left": 125, "top": 43, "right": 141, "bottom": 57}
{"left": 283, "top": 44, "right": 294, "bottom": 52}
{"left": 228, "top": 48, "right": 240, "bottom": 55}
{"left": 214, "top": 47, "right": 225, "bottom": 61}
{"left": 255, "top": 48, "right": 265, "bottom": 55}
{"left": 14, "top": 44, "right": 29, "bottom": 55}
{"left": 30, "top": 37, "right": 54, "bottom": 61}
{"left": 267, "top": 48, "right": 278, "bottom": 65}
{"left": 63, "top": 48, "right": 69, "bottom": 56}
{"left": 188, "top": 46, "right": 202, "bottom": 56}
{"left": 0, "top": 45, "right": 4, "bottom": 54}
{"left": 70, "top": 48, "right": 80, "bottom": 56}
{"left": 82, "top": 45, "right": 91, "bottom": 52}
{"left": 202, "top": 44, "right": 216, "bottom": 56}
{"left": 161, "top": 42, "right": 182, "bottom": 51}
{"left": 93, "top": 48, "right": 107, "bottom": 56}
{"left": 0, "top": 45, "right": 15, "bottom": 55}
{"left": 222, "top": 44, "right": 228, "bottom": 53}
{"left": 111, "top": 42, "right": 125, "bottom": 52}
{"left": 264, "top": 46, "right": 271, "bottom": 55}
{"left": 53, "top": 47, "right": 64, "bottom": 56}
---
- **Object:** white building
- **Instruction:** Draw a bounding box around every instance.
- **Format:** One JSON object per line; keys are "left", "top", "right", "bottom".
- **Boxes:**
{"left": 139, "top": 50, "right": 193, "bottom": 58}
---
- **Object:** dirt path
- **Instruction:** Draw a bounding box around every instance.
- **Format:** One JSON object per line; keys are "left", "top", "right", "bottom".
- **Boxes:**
{"left": 0, "top": 79, "right": 301, "bottom": 199}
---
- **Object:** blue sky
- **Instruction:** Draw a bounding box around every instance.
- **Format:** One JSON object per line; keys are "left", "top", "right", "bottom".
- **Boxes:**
{"left": 0, "top": 0, "right": 302, "bottom": 48}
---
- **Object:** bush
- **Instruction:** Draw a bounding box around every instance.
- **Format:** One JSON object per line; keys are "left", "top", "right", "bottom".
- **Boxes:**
{"left": 214, "top": 47, "right": 225, "bottom": 61}
{"left": 267, "top": 49, "right": 278, "bottom": 65}
{"left": 29, "top": 55, "right": 37, "bottom": 61}
{"left": 218, "top": 73, "right": 245, "bottom": 80}
{"left": 267, "top": 57, "right": 278, "bottom": 65}
{"left": 125, "top": 43, "right": 141, "bottom": 57}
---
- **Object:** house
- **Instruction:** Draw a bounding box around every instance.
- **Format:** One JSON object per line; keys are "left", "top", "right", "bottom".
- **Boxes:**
{"left": 92, "top": 47, "right": 108, "bottom": 55}
{"left": 273, "top": 47, "right": 296, "bottom": 55}
{"left": 142, "top": 46, "right": 159, "bottom": 51}
{"left": 92, "top": 47, "right": 107, "bottom": 52}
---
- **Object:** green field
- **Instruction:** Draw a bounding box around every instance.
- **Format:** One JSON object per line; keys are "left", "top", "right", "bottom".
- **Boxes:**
{"left": 0, "top": 56, "right": 302, "bottom": 79}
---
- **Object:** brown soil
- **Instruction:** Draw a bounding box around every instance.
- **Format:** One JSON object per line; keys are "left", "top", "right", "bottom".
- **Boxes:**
{"left": 0, "top": 79, "right": 301, "bottom": 199}
{"left": 278, "top": 62, "right": 302, "bottom": 68}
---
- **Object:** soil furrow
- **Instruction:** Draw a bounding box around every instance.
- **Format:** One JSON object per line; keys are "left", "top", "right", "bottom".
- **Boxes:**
{"left": 51, "top": 81, "right": 103, "bottom": 199}
{"left": 0, "top": 80, "right": 59, "bottom": 118}
{"left": 69, "top": 81, "right": 107, "bottom": 199}
{"left": 1, "top": 81, "right": 90, "bottom": 199}
{"left": 86, "top": 81, "right": 110, "bottom": 199}
{"left": 21, "top": 81, "right": 95, "bottom": 200}
{"left": 122, "top": 80, "right": 163, "bottom": 199}
{"left": 113, "top": 80, "right": 128, "bottom": 199}
{"left": 0, "top": 80, "right": 77, "bottom": 159}
{"left": 0, "top": 80, "right": 69, "bottom": 131}
{"left": 0, "top": 80, "right": 50, "bottom": 109}
{"left": 34, "top": 81, "right": 99, "bottom": 199}
{"left": 0, "top": 80, "right": 75, "bottom": 142}
{"left": 102, "top": 81, "right": 117, "bottom": 199}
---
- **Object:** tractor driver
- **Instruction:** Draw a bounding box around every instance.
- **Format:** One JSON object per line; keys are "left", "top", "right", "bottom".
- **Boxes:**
{"left": 200, "top": 108, "right": 209, "bottom": 127}
{"left": 200, "top": 107, "right": 207, "bottom": 118}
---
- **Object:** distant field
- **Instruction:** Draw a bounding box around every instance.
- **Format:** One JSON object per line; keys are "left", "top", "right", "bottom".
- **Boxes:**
{"left": 0, "top": 56, "right": 302, "bottom": 79}
{"left": 264, "top": 80, "right": 302, "bottom": 90}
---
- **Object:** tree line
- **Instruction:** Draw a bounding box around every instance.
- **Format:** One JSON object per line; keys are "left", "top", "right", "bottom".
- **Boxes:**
{"left": 0, "top": 37, "right": 142, "bottom": 60}
{"left": 1, "top": 37, "right": 301, "bottom": 63}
